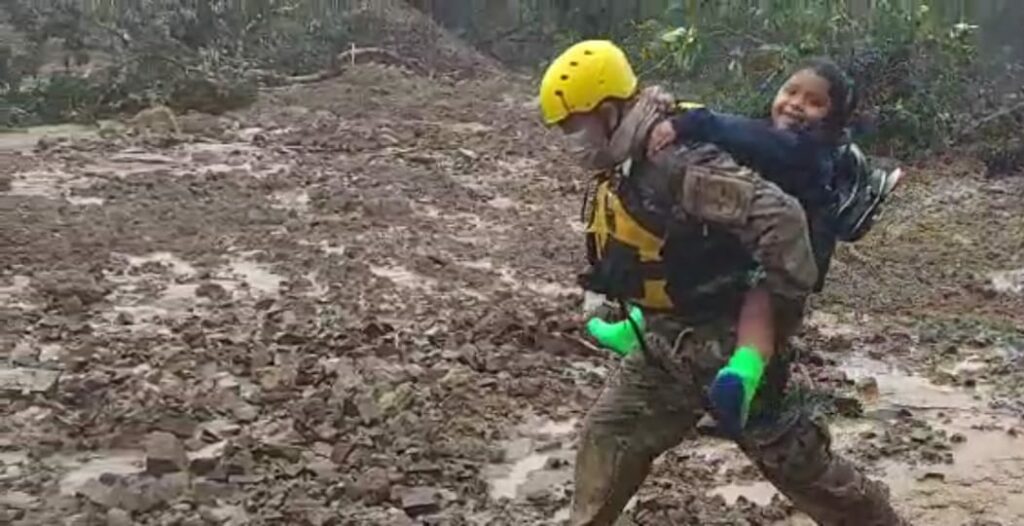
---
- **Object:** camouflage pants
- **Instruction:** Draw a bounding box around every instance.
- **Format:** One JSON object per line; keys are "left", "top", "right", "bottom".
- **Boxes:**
{"left": 570, "top": 315, "right": 907, "bottom": 526}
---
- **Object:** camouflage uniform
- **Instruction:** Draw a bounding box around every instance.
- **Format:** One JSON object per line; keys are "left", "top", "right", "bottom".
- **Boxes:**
{"left": 572, "top": 104, "right": 906, "bottom": 525}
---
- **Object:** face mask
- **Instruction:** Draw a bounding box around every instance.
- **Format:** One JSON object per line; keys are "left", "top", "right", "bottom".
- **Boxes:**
{"left": 565, "top": 126, "right": 615, "bottom": 171}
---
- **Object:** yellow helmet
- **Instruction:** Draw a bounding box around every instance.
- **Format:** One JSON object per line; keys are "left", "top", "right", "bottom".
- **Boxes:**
{"left": 539, "top": 40, "right": 638, "bottom": 126}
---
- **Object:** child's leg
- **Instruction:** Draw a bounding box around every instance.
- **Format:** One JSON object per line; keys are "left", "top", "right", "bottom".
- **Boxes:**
{"left": 709, "top": 285, "right": 776, "bottom": 437}
{"left": 736, "top": 285, "right": 775, "bottom": 360}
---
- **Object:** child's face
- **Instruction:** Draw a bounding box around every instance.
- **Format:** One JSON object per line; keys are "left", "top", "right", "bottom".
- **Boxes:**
{"left": 771, "top": 69, "right": 832, "bottom": 131}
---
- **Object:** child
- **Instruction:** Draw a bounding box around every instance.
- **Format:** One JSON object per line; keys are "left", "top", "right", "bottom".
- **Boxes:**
{"left": 650, "top": 58, "right": 859, "bottom": 283}
{"left": 648, "top": 57, "right": 862, "bottom": 435}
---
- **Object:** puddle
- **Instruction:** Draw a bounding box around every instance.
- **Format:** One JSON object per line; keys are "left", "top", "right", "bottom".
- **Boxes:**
{"left": 709, "top": 481, "right": 778, "bottom": 506}
{"left": 52, "top": 451, "right": 144, "bottom": 495}
{"left": 227, "top": 258, "right": 282, "bottom": 295}
{"left": 0, "top": 275, "right": 31, "bottom": 298}
{"left": 271, "top": 189, "right": 310, "bottom": 212}
{"left": 6, "top": 169, "right": 96, "bottom": 200}
{"left": 836, "top": 353, "right": 1024, "bottom": 524}
{"left": 124, "top": 252, "right": 197, "bottom": 277}
{"left": 806, "top": 311, "right": 867, "bottom": 338}
{"left": 460, "top": 258, "right": 577, "bottom": 298}
{"left": 0, "top": 124, "right": 99, "bottom": 152}
{"left": 66, "top": 195, "right": 105, "bottom": 206}
{"left": 487, "top": 196, "right": 516, "bottom": 209}
{"left": 841, "top": 355, "right": 986, "bottom": 410}
{"left": 370, "top": 265, "right": 437, "bottom": 290}
{"left": 990, "top": 268, "right": 1024, "bottom": 294}
{"left": 485, "top": 417, "right": 578, "bottom": 502}
{"left": 319, "top": 241, "right": 346, "bottom": 255}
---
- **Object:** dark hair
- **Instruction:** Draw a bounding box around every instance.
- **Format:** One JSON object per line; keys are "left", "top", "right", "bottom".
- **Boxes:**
{"left": 794, "top": 57, "right": 857, "bottom": 141}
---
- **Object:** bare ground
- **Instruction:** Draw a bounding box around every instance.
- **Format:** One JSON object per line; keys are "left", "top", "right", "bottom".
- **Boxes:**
{"left": 1, "top": 64, "right": 1023, "bottom": 526}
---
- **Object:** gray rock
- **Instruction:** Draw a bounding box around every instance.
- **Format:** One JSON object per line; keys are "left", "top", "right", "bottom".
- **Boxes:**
{"left": 0, "top": 490, "right": 40, "bottom": 509}
{"left": 401, "top": 486, "right": 441, "bottom": 517}
{"left": 106, "top": 508, "right": 133, "bottom": 526}
{"left": 145, "top": 432, "right": 189, "bottom": 475}
{"left": 0, "top": 367, "right": 61, "bottom": 394}
{"left": 188, "top": 441, "right": 227, "bottom": 476}
{"left": 350, "top": 467, "right": 390, "bottom": 505}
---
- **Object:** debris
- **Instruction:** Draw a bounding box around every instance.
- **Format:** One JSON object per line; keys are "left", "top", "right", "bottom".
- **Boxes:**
{"left": 189, "top": 441, "right": 228, "bottom": 476}
{"left": 350, "top": 467, "right": 390, "bottom": 505}
{"left": 355, "top": 392, "right": 382, "bottom": 424}
{"left": 146, "top": 432, "right": 189, "bottom": 475}
{"left": 0, "top": 367, "right": 60, "bottom": 394}
{"left": 0, "top": 490, "right": 40, "bottom": 510}
{"left": 400, "top": 486, "right": 442, "bottom": 517}
{"left": 106, "top": 508, "right": 133, "bottom": 526}
{"left": 856, "top": 377, "right": 880, "bottom": 400}
{"left": 156, "top": 415, "right": 200, "bottom": 438}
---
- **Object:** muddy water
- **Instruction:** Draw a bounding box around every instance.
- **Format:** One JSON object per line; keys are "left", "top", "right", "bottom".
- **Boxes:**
{"left": 0, "top": 124, "right": 99, "bottom": 152}
{"left": 841, "top": 355, "right": 1024, "bottom": 524}
{"left": 484, "top": 417, "right": 577, "bottom": 502}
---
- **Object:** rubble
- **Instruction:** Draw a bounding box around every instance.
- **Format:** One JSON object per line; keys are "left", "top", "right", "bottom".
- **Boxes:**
{"left": 400, "top": 486, "right": 442, "bottom": 517}
{"left": 145, "top": 432, "right": 189, "bottom": 476}
{"left": 0, "top": 367, "right": 61, "bottom": 394}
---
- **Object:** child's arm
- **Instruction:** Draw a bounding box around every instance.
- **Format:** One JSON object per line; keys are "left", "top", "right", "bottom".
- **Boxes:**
{"left": 672, "top": 108, "right": 823, "bottom": 176}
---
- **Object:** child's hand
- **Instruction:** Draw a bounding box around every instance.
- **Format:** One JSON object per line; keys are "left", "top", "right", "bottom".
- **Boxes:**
{"left": 647, "top": 120, "right": 677, "bottom": 158}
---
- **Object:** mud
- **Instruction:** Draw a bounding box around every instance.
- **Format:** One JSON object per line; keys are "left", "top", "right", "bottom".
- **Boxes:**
{"left": 2, "top": 63, "right": 1024, "bottom": 525}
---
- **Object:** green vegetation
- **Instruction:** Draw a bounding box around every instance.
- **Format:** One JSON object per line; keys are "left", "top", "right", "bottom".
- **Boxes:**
{"left": 0, "top": 1, "right": 1007, "bottom": 160}
{"left": 542, "top": 2, "right": 983, "bottom": 157}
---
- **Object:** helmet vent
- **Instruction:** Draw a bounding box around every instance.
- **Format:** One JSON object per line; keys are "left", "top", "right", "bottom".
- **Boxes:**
{"left": 560, "top": 75, "right": 569, "bottom": 81}
{"left": 583, "top": 50, "right": 593, "bottom": 55}
{"left": 570, "top": 61, "right": 578, "bottom": 67}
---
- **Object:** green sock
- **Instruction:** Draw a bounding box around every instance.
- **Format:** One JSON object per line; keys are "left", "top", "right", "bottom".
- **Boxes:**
{"left": 587, "top": 306, "right": 645, "bottom": 357}
{"left": 717, "top": 346, "right": 766, "bottom": 414}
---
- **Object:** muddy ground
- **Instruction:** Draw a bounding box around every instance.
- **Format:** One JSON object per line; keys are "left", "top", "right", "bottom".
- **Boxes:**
{"left": 1, "top": 64, "right": 1023, "bottom": 526}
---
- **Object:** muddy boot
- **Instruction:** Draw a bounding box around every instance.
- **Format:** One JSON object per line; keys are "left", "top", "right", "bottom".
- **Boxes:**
{"left": 741, "top": 409, "right": 909, "bottom": 526}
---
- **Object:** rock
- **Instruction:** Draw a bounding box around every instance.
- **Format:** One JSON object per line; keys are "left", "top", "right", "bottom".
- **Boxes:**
{"left": 156, "top": 415, "right": 200, "bottom": 438}
{"left": 227, "top": 474, "right": 263, "bottom": 485}
{"left": 355, "top": 392, "right": 381, "bottom": 424}
{"left": 330, "top": 441, "right": 354, "bottom": 465}
{"left": 910, "top": 429, "right": 931, "bottom": 443}
{"left": 0, "top": 490, "right": 40, "bottom": 509}
{"left": 0, "top": 509, "right": 24, "bottom": 524}
{"left": 145, "top": 432, "right": 188, "bottom": 475}
{"left": 38, "top": 343, "right": 66, "bottom": 363}
{"left": 11, "top": 340, "right": 39, "bottom": 365}
{"left": 78, "top": 478, "right": 119, "bottom": 508}
{"left": 525, "top": 485, "right": 551, "bottom": 504}
{"left": 856, "top": 377, "right": 880, "bottom": 400}
{"left": 380, "top": 383, "right": 415, "bottom": 415}
{"left": 106, "top": 508, "right": 133, "bottom": 526}
{"left": 149, "top": 471, "right": 191, "bottom": 504}
{"left": 189, "top": 441, "right": 227, "bottom": 476}
{"left": 195, "top": 282, "right": 230, "bottom": 302}
{"left": 350, "top": 467, "right": 390, "bottom": 505}
{"left": 198, "top": 504, "right": 248, "bottom": 526}
{"left": 192, "top": 480, "right": 236, "bottom": 504}
{"left": 306, "top": 459, "right": 339, "bottom": 481}
{"left": 544, "top": 456, "right": 567, "bottom": 470}
{"left": 0, "top": 367, "right": 61, "bottom": 394}
{"left": 230, "top": 402, "right": 258, "bottom": 423}
{"left": 400, "top": 486, "right": 442, "bottom": 517}
{"left": 406, "top": 461, "right": 441, "bottom": 475}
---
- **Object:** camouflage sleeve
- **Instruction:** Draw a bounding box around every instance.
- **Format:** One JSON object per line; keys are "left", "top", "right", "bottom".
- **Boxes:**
{"left": 659, "top": 144, "right": 819, "bottom": 300}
